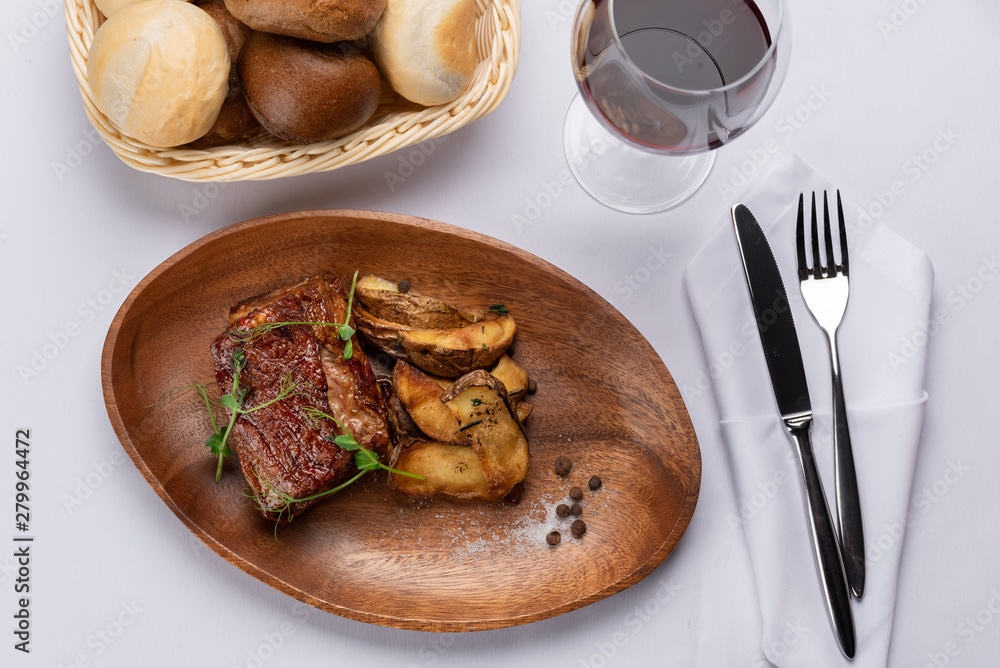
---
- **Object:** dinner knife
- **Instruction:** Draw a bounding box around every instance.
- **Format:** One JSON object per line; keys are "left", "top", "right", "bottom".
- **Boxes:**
{"left": 732, "top": 204, "right": 857, "bottom": 659}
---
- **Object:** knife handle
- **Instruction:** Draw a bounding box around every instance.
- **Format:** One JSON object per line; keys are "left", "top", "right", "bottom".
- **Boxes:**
{"left": 786, "top": 415, "right": 856, "bottom": 659}
{"left": 829, "top": 334, "right": 866, "bottom": 599}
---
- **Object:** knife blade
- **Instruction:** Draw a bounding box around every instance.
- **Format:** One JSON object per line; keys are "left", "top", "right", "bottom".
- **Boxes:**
{"left": 732, "top": 204, "right": 857, "bottom": 659}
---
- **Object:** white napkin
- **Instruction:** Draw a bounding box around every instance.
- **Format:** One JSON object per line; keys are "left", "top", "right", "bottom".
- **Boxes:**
{"left": 684, "top": 155, "right": 934, "bottom": 666}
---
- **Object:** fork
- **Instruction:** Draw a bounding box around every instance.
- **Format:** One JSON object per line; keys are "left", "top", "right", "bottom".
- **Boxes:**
{"left": 796, "top": 191, "right": 865, "bottom": 599}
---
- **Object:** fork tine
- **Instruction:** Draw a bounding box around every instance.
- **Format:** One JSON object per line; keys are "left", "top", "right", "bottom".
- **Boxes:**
{"left": 837, "top": 190, "right": 849, "bottom": 275}
{"left": 796, "top": 193, "right": 808, "bottom": 279}
{"left": 823, "top": 192, "right": 837, "bottom": 277}
{"left": 810, "top": 192, "right": 822, "bottom": 278}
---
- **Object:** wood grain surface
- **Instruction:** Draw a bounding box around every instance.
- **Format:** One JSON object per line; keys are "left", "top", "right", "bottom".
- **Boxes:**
{"left": 101, "top": 210, "right": 701, "bottom": 631}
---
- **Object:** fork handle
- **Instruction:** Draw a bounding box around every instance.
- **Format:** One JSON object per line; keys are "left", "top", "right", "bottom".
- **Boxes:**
{"left": 829, "top": 333, "right": 866, "bottom": 599}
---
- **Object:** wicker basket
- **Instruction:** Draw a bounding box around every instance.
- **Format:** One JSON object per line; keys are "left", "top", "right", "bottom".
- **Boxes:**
{"left": 64, "top": 0, "right": 520, "bottom": 182}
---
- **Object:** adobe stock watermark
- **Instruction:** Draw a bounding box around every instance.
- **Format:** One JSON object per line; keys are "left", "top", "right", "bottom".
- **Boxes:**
{"left": 681, "top": 339, "right": 747, "bottom": 399}
{"left": 919, "top": 586, "right": 1000, "bottom": 668}
{"left": 727, "top": 469, "right": 790, "bottom": 531}
{"left": 512, "top": 136, "right": 608, "bottom": 233}
{"left": 725, "top": 418, "right": 834, "bottom": 531}
{"left": 866, "top": 459, "right": 969, "bottom": 567}
{"left": 612, "top": 246, "right": 672, "bottom": 302}
{"left": 887, "top": 251, "right": 994, "bottom": 371}
{"left": 680, "top": 286, "right": 794, "bottom": 399}
{"left": 61, "top": 449, "right": 130, "bottom": 514}
{"left": 742, "top": 620, "right": 810, "bottom": 668}
{"left": 670, "top": 5, "right": 750, "bottom": 75}
{"left": 52, "top": 127, "right": 105, "bottom": 182}
{"left": 8, "top": 0, "right": 61, "bottom": 53}
{"left": 849, "top": 126, "right": 959, "bottom": 239}
{"left": 544, "top": 0, "right": 578, "bottom": 31}
{"left": 16, "top": 269, "right": 136, "bottom": 384}
{"left": 716, "top": 84, "right": 833, "bottom": 199}
{"left": 180, "top": 180, "right": 232, "bottom": 223}
{"left": 405, "top": 634, "right": 461, "bottom": 668}
{"left": 230, "top": 605, "right": 311, "bottom": 668}
{"left": 0, "top": 552, "right": 20, "bottom": 587}
{"left": 384, "top": 137, "right": 448, "bottom": 192}
{"left": 56, "top": 600, "right": 144, "bottom": 668}
{"left": 576, "top": 578, "right": 681, "bottom": 668}
{"left": 878, "top": 0, "right": 935, "bottom": 42}
{"left": 179, "top": 132, "right": 276, "bottom": 222}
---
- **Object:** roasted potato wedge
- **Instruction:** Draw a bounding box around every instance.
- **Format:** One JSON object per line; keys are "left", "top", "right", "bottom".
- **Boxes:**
{"left": 356, "top": 306, "right": 516, "bottom": 377}
{"left": 404, "top": 316, "right": 516, "bottom": 377}
{"left": 392, "top": 361, "right": 468, "bottom": 445}
{"left": 488, "top": 354, "right": 530, "bottom": 399}
{"left": 515, "top": 401, "right": 533, "bottom": 423}
{"left": 441, "top": 371, "right": 529, "bottom": 495}
{"left": 354, "top": 275, "right": 517, "bottom": 377}
{"left": 389, "top": 440, "right": 498, "bottom": 500}
{"left": 355, "top": 274, "right": 483, "bottom": 329}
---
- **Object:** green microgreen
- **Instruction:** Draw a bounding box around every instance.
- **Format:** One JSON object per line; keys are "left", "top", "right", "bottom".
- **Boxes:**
{"left": 145, "top": 382, "right": 219, "bottom": 414}
{"left": 247, "top": 404, "right": 423, "bottom": 539}
{"left": 148, "top": 381, "right": 228, "bottom": 468}
{"left": 488, "top": 304, "right": 509, "bottom": 314}
{"left": 302, "top": 406, "right": 422, "bottom": 479}
{"left": 244, "top": 469, "right": 368, "bottom": 540}
{"left": 148, "top": 272, "right": 366, "bottom": 492}
{"left": 457, "top": 419, "right": 483, "bottom": 432}
{"left": 230, "top": 271, "right": 361, "bottom": 360}
{"left": 209, "top": 349, "right": 306, "bottom": 483}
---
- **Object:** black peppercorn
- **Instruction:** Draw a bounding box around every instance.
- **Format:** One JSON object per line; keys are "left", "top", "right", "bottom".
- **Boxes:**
{"left": 569, "top": 486, "right": 584, "bottom": 501}
{"left": 571, "top": 519, "right": 586, "bottom": 538}
{"left": 397, "top": 279, "right": 411, "bottom": 293}
{"left": 556, "top": 504, "right": 571, "bottom": 518}
{"left": 546, "top": 530, "right": 561, "bottom": 546}
{"left": 571, "top": 503, "right": 583, "bottom": 517}
{"left": 588, "top": 476, "right": 602, "bottom": 491}
{"left": 553, "top": 456, "right": 573, "bottom": 477}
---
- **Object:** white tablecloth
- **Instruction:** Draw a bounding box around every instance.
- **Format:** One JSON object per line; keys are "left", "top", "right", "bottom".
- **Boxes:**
{"left": 2, "top": 1, "right": 998, "bottom": 666}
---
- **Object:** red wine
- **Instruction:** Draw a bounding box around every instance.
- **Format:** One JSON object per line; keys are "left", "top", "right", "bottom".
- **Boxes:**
{"left": 575, "top": 0, "right": 776, "bottom": 153}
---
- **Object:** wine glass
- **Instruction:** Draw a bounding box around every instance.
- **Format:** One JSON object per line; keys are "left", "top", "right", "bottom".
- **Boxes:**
{"left": 565, "top": 0, "right": 790, "bottom": 213}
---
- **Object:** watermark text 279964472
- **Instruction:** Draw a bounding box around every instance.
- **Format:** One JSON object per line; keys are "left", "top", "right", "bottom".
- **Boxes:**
{"left": 13, "top": 429, "right": 33, "bottom": 653}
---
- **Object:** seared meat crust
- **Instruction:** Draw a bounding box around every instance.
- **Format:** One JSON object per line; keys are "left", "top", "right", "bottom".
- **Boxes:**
{"left": 210, "top": 274, "right": 389, "bottom": 521}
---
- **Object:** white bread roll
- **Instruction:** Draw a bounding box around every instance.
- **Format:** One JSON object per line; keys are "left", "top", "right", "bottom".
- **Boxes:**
{"left": 87, "top": 0, "right": 230, "bottom": 147}
{"left": 95, "top": 0, "right": 192, "bottom": 18}
{"left": 369, "top": 0, "right": 478, "bottom": 106}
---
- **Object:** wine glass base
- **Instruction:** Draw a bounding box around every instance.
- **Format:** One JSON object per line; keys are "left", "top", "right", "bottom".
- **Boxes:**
{"left": 563, "top": 94, "right": 715, "bottom": 214}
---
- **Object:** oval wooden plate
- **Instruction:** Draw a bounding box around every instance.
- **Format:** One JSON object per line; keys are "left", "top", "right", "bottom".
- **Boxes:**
{"left": 102, "top": 210, "right": 700, "bottom": 632}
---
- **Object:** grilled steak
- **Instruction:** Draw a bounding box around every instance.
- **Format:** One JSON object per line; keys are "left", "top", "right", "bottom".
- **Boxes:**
{"left": 210, "top": 274, "right": 390, "bottom": 522}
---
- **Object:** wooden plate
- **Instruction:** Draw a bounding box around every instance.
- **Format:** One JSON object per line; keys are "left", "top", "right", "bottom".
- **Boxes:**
{"left": 101, "top": 210, "right": 700, "bottom": 631}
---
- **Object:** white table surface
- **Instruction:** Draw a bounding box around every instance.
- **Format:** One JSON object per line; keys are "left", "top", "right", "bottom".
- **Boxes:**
{"left": 3, "top": 1, "right": 999, "bottom": 666}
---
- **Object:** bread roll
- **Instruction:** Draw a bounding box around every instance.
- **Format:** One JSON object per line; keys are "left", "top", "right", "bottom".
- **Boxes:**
{"left": 369, "top": 0, "right": 478, "bottom": 106}
{"left": 95, "top": 0, "right": 192, "bottom": 18}
{"left": 189, "top": 0, "right": 260, "bottom": 146}
{"left": 87, "top": 0, "right": 230, "bottom": 147}
{"left": 223, "top": 0, "right": 387, "bottom": 42}
{"left": 238, "top": 32, "right": 381, "bottom": 143}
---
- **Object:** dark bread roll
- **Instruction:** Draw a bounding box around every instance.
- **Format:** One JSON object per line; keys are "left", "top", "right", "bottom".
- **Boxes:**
{"left": 199, "top": 0, "right": 250, "bottom": 56}
{"left": 238, "top": 32, "right": 382, "bottom": 143}
{"left": 190, "top": 0, "right": 260, "bottom": 147}
{"left": 223, "top": 0, "right": 387, "bottom": 42}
